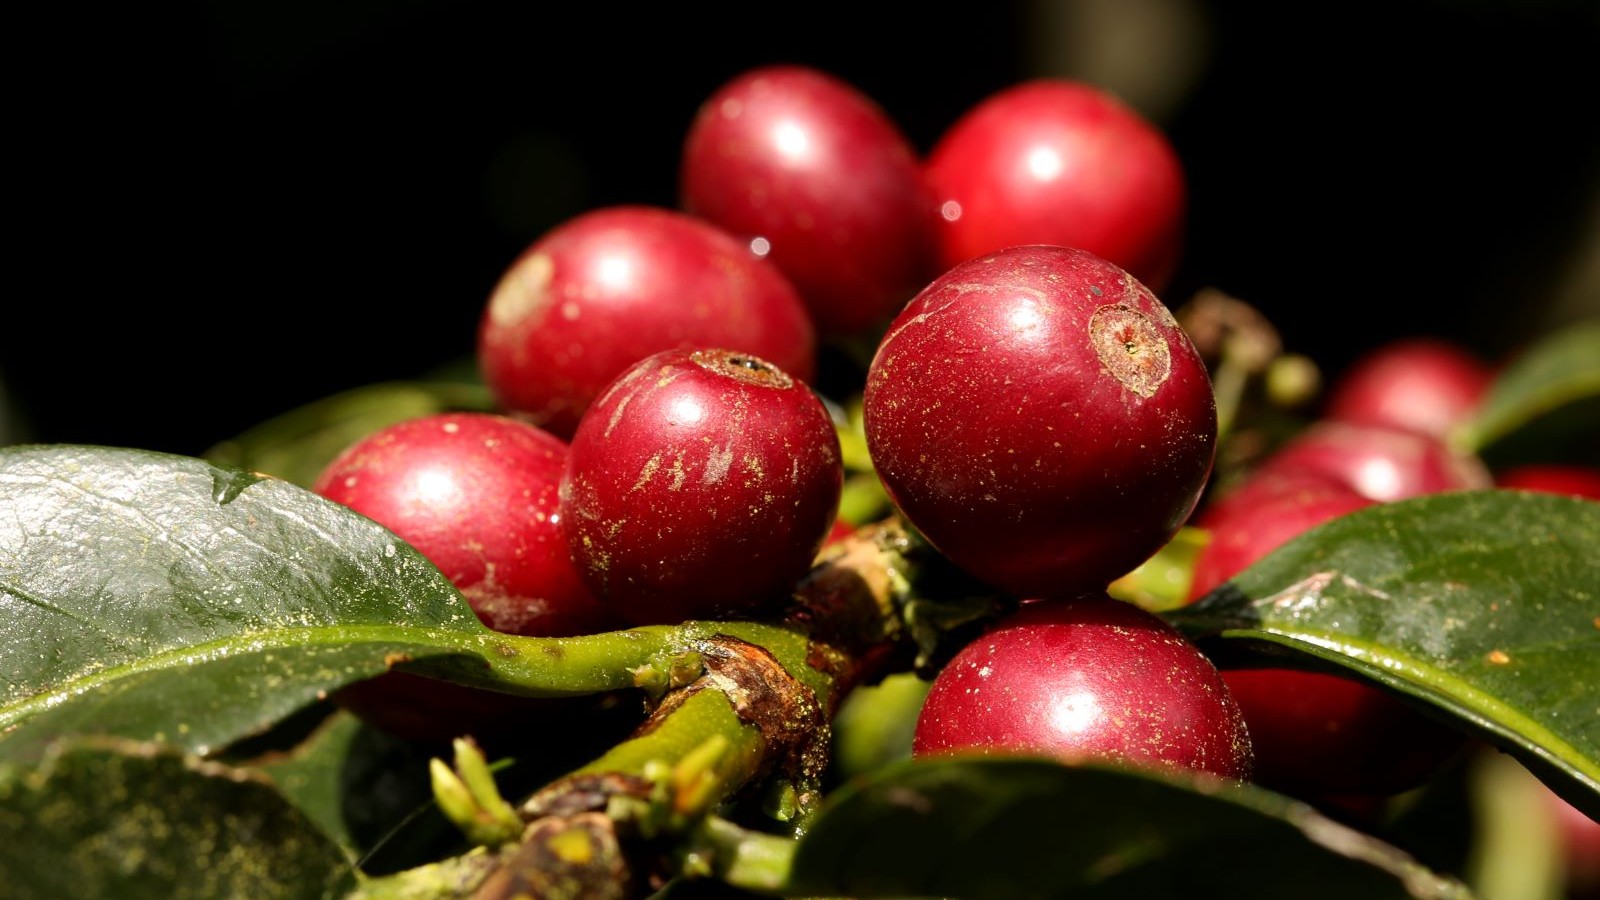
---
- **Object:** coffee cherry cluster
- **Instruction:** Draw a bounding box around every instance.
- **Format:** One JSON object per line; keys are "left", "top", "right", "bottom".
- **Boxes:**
{"left": 316, "top": 64, "right": 1263, "bottom": 782}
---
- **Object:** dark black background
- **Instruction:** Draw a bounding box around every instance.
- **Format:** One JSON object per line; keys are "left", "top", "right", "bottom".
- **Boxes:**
{"left": 8, "top": 1, "right": 1598, "bottom": 455}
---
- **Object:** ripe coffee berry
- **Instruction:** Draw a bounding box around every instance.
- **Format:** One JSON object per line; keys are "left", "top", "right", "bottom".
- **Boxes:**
{"left": 865, "top": 245, "right": 1215, "bottom": 597}
{"left": 913, "top": 596, "right": 1252, "bottom": 780}
{"left": 478, "top": 206, "right": 816, "bottom": 437}
{"left": 1323, "top": 338, "right": 1493, "bottom": 440}
{"left": 682, "top": 66, "right": 934, "bottom": 336}
{"left": 925, "top": 80, "right": 1186, "bottom": 292}
{"left": 1256, "top": 420, "right": 1490, "bottom": 502}
{"left": 562, "top": 348, "right": 842, "bottom": 625}
{"left": 314, "top": 412, "right": 606, "bottom": 637}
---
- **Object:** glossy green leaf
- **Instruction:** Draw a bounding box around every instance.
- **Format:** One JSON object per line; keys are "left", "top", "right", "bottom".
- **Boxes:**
{"left": 1457, "top": 319, "right": 1600, "bottom": 454}
{"left": 205, "top": 381, "right": 495, "bottom": 487}
{"left": 0, "top": 445, "right": 520, "bottom": 760}
{"left": 787, "top": 756, "right": 1469, "bottom": 899}
{"left": 1167, "top": 491, "right": 1600, "bottom": 819}
{"left": 0, "top": 737, "right": 355, "bottom": 899}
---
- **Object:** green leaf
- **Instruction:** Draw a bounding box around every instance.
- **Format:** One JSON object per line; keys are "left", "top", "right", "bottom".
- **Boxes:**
{"left": 0, "top": 445, "right": 527, "bottom": 760}
{"left": 205, "top": 381, "right": 495, "bottom": 487}
{"left": 1457, "top": 319, "right": 1600, "bottom": 454}
{"left": 787, "top": 757, "right": 1469, "bottom": 899}
{"left": 253, "top": 710, "right": 373, "bottom": 855}
{"left": 1167, "top": 490, "right": 1600, "bottom": 819}
{"left": 253, "top": 708, "right": 479, "bottom": 876}
{"left": 0, "top": 737, "right": 355, "bottom": 900}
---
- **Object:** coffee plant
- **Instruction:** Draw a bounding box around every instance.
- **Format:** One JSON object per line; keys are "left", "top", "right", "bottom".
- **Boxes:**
{"left": 1, "top": 64, "right": 1596, "bottom": 900}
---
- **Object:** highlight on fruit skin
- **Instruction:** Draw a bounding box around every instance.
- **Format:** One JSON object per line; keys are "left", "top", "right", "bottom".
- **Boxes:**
{"left": 864, "top": 244, "right": 1216, "bottom": 598}
{"left": 1254, "top": 420, "right": 1491, "bottom": 503}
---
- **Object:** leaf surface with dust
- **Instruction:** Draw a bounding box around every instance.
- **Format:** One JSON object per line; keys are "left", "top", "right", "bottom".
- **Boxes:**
{"left": 0, "top": 737, "right": 355, "bottom": 900}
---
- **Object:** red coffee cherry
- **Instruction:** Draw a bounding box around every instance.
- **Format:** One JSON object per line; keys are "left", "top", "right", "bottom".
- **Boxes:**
{"left": 477, "top": 206, "right": 816, "bottom": 437}
{"left": 562, "top": 348, "right": 842, "bottom": 625}
{"left": 1324, "top": 338, "right": 1493, "bottom": 440}
{"left": 913, "top": 596, "right": 1252, "bottom": 780}
{"left": 314, "top": 412, "right": 606, "bottom": 637}
{"left": 925, "top": 80, "right": 1186, "bottom": 292}
{"left": 681, "top": 65, "right": 935, "bottom": 336}
{"left": 864, "top": 245, "right": 1216, "bottom": 597}
{"left": 1256, "top": 420, "right": 1490, "bottom": 502}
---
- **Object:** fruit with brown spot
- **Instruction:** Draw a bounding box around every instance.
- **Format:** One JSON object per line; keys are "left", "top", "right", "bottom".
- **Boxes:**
{"left": 864, "top": 245, "right": 1215, "bottom": 597}
{"left": 562, "top": 348, "right": 842, "bottom": 625}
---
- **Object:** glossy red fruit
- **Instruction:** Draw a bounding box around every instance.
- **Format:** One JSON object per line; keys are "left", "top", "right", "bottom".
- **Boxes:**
{"left": 314, "top": 412, "right": 606, "bottom": 637}
{"left": 1324, "top": 338, "right": 1493, "bottom": 439}
{"left": 864, "top": 245, "right": 1215, "bottom": 597}
{"left": 563, "top": 348, "right": 842, "bottom": 625}
{"left": 1497, "top": 464, "right": 1600, "bottom": 500}
{"left": 1257, "top": 421, "right": 1490, "bottom": 502}
{"left": 478, "top": 206, "right": 816, "bottom": 437}
{"left": 913, "top": 596, "right": 1252, "bottom": 780}
{"left": 1188, "top": 470, "right": 1466, "bottom": 796}
{"left": 681, "top": 66, "right": 935, "bottom": 336}
{"left": 925, "top": 80, "right": 1186, "bottom": 292}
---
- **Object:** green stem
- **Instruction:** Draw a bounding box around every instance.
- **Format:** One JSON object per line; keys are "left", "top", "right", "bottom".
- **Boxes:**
{"left": 346, "top": 848, "right": 508, "bottom": 900}
{"left": 367, "top": 520, "right": 961, "bottom": 899}
{"left": 402, "top": 620, "right": 832, "bottom": 702}
{"left": 572, "top": 690, "right": 762, "bottom": 796}
{"left": 680, "top": 816, "right": 797, "bottom": 894}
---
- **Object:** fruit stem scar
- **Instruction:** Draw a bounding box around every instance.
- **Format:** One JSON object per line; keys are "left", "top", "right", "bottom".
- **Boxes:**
{"left": 692, "top": 348, "right": 792, "bottom": 389}
{"left": 1090, "top": 305, "right": 1171, "bottom": 398}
